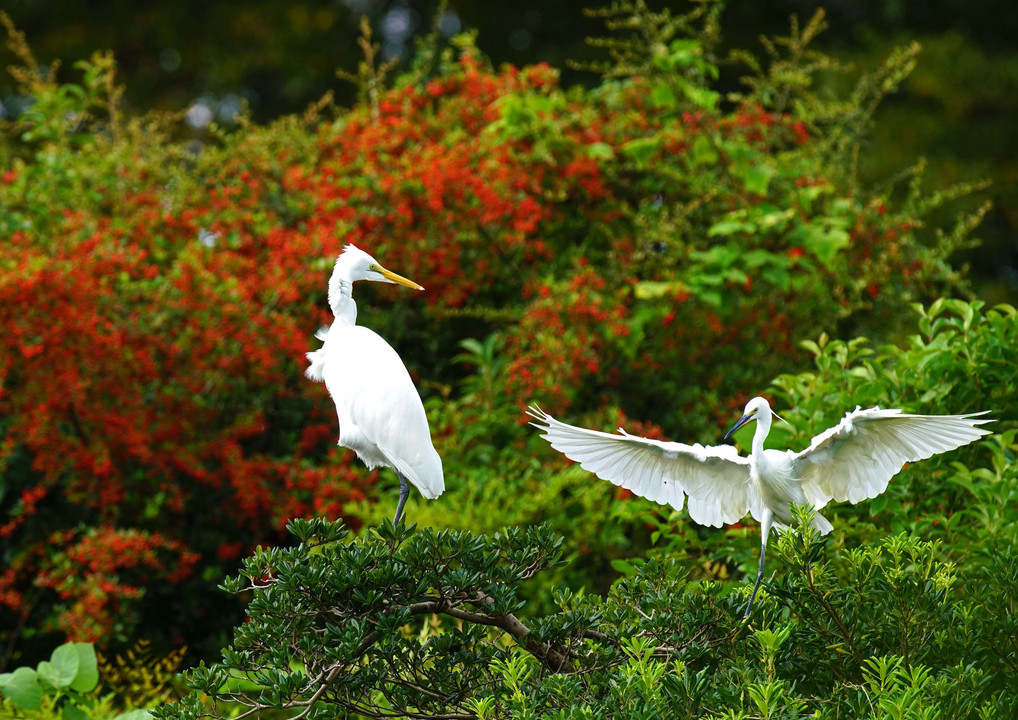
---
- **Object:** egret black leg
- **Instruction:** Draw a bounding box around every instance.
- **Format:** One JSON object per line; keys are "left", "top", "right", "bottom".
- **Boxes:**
{"left": 744, "top": 514, "right": 772, "bottom": 619}
{"left": 393, "top": 473, "right": 410, "bottom": 525}
{"left": 743, "top": 542, "right": 767, "bottom": 618}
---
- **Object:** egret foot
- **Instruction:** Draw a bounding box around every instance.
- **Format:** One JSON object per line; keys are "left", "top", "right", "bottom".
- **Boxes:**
{"left": 393, "top": 473, "right": 410, "bottom": 526}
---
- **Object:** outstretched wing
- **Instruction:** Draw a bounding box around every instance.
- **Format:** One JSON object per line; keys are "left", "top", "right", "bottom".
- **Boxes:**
{"left": 528, "top": 406, "right": 752, "bottom": 527}
{"left": 793, "top": 407, "right": 993, "bottom": 507}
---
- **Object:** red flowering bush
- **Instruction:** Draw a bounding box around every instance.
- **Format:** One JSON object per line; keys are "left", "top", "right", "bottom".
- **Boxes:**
{"left": 506, "top": 268, "right": 629, "bottom": 412}
{"left": 29, "top": 527, "right": 197, "bottom": 642}
{"left": 0, "top": 8, "right": 984, "bottom": 664}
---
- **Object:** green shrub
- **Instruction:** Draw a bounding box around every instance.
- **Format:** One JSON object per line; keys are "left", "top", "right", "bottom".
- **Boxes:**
{"left": 159, "top": 515, "right": 1016, "bottom": 719}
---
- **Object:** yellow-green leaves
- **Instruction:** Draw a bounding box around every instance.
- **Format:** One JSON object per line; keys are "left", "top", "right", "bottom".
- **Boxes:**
{"left": 0, "top": 643, "right": 99, "bottom": 714}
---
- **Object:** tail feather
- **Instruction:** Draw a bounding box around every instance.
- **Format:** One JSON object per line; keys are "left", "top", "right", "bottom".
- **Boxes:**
{"left": 392, "top": 449, "right": 444, "bottom": 500}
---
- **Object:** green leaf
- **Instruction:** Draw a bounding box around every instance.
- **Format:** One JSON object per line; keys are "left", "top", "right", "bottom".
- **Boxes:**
{"left": 690, "top": 244, "right": 740, "bottom": 268}
{"left": 683, "top": 86, "right": 719, "bottom": 110}
{"left": 67, "top": 644, "right": 99, "bottom": 693}
{"left": 744, "top": 164, "right": 775, "bottom": 195}
{"left": 741, "top": 249, "right": 785, "bottom": 269}
{"left": 960, "top": 301, "right": 975, "bottom": 331}
{"left": 707, "top": 219, "right": 752, "bottom": 237}
{"left": 585, "top": 142, "right": 615, "bottom": 161}
{"left": 63, "top": 703, "right": 89, "bottom": 720}
{"left": 39, "top": 644, "right": 80, "bottom": 690}
{"left": 610, "top": 559, "right": 637, "bottom": 576}
{"left": 691, "top": 134, "right": 718, "bottom": 166}
{"left": 789, "top": 222, "right": 850, "bottom": 268}
{"left": 633, "top": 281, "right": 686, "bottom": 300}
{"left": 0, "top": 667, "right": 43, "bottom": 710}
{"left": 697, "top": 288, "right": 723, "bottom": 307}
{"left": 667, "top": 39, "right": 701, "bottom": 60}
{"left": 761, "top": 266, "right": 791, "bottom": 292}
{"left": 797, "top": 182, "right": 835, "bottom": 202}
{"left": 755, "top": 207, "right": 795, "bottom": 229}
{"left": 621, "top": 137, "right": 661, "bottom": 165}
{"left": 113, "top": 710, "right": 154, "bottom": 720}
{"left": 650, "top": 84, "right": 677, "bottom": 108}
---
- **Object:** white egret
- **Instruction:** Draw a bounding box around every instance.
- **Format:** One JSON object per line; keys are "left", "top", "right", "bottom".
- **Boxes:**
{"left": 306, "top": 244, "right": 444, "bottom": 524}
{"left": 528, "top": 397, "right": 992, "bottom": 615}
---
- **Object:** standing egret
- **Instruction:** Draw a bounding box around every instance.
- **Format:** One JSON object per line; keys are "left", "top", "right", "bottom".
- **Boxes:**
{"left": 528, "top": 397, "right": 992, "bottom": 615}
{"left": 306, "top": 244, "right": 444, "bottom": 524}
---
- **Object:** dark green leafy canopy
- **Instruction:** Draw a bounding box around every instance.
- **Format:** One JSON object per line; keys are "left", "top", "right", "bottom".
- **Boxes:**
{"left": 161, "top": 512, "right": 1017, "bottom": 719}
{"left": 159, "top": 519, "right": 577, "bottom": 719}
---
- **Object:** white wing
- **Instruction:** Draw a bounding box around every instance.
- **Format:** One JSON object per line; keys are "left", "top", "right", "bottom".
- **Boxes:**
{"left": 793, "top": 407, "right": 993, "bottom": 507}
{"left": 528, "top": 406, "right": 752, "bottom": 527}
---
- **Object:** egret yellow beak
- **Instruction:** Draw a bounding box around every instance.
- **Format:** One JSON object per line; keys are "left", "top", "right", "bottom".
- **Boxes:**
{"left": 378, "top": 266, "right": 425, "bottom": 291}
{"left": 723, "top": 411, "right": 756, "bottom": 441}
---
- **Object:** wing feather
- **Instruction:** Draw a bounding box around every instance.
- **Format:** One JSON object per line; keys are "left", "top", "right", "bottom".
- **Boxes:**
{"left": 528, "top": 406, "right": 752, "bottom": 526}
{"left": 794, "top": 407, "right": 992, "bottom": 507}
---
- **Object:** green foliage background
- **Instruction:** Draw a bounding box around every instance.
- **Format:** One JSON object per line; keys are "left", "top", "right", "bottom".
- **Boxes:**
{"left": 5, "top": 0, "right": 1014, "bottom": 298}
{"left": 0, "top": 1, "right": 1015, "bottom": 718}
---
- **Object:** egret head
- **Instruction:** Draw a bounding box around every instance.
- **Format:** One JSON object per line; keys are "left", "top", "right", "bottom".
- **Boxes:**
{"left": 724, "top": 396, "right": 772, "bottom": 441}
{"left": 336, "top": 244, "right": 424, "bottom": 290}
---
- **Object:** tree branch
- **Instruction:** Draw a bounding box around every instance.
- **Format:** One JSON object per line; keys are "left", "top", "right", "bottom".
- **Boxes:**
{"left": 408, "top": 597, "right": 573, "bottom": 672}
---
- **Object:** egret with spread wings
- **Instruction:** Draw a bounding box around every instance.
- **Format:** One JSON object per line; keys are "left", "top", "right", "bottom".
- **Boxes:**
{"left": 307, "top": 245, "right": 444, "bottom": 525}
{"left": 528, "top": 397, "right": 992, "bottom": 616}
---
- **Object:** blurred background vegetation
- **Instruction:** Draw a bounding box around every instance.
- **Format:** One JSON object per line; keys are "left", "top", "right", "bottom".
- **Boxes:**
{"left": 1, "top": 1, "right": 1016, "bottom": 717}
{"left": 4, "top": 0, "right": 1015, "bottom": 301}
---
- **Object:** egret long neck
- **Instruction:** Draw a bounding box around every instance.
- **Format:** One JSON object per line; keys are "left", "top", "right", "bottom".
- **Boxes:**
{"left": 328, "top": 263, "right": 358, "bottom": 326}
{"left": 751, "top": 411, "right": 771, "bottom": 459}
